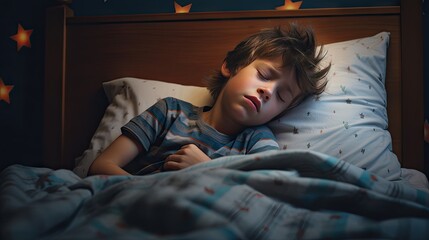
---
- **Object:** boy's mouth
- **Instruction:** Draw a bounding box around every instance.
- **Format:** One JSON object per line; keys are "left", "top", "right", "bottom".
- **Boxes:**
{"left": 244, "top": 95, "right": 261, "bottom": 112}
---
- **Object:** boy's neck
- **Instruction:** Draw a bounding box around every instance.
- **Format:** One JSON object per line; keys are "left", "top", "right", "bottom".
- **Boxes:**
{"left": 200, "top": 107, "right": 244, "bottom": 136}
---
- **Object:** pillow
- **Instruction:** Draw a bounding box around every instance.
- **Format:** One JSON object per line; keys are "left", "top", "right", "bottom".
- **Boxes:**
{"left": 73, "top": 77, "right": 213, "bottom": 177}
{"left": 268, "top": 32, "right": 401, "bottom": 180}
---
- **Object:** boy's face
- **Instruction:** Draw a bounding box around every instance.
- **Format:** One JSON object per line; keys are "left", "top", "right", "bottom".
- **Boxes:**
{"left": 218, "top": 57, "right": 301, "bottom": 127}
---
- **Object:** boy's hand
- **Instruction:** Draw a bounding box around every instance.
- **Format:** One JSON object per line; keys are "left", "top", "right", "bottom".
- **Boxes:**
{"left": 163, "top": 144, "right": 210, "bottom": 170}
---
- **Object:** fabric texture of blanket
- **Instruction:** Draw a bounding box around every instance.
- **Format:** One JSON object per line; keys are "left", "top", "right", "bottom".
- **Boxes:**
{"left": 1, "top": 150, "right": 428, "bottom": 239}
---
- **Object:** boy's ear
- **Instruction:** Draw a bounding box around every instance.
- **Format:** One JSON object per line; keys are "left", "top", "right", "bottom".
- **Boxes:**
{"left": 221, "top": 62, "right": 231, "bottom": 77}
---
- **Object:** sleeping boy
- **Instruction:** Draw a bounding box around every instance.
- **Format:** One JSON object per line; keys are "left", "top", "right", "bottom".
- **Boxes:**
{"left": 88, "top": 23, "right": 330, "bottom": 175}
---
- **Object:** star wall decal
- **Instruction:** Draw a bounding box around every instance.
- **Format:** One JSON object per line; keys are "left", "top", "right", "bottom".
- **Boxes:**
{"left": 174, "top": 1, "right": 192, "bottom": 13}
{"left": 276, "top": 0, "right": 303, "bottom": 10}
{"left": 0, "top": 79, "right": 14, "bottom": 104}
{"left": 10, "top": 24, "right": 33, "bottom": 51}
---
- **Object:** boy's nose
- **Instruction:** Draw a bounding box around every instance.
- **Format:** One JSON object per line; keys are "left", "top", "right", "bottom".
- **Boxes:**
{"left": 257, "top": 87, "right": 272, "bottom": 101}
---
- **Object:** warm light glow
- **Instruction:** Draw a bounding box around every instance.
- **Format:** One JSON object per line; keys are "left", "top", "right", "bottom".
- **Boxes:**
{"left": 276, "top": 0, "right": 303, "bottom": 10}
{"left": 174, "top": 1, "right": 192, "bottom": 13}
{"left": 0, "top": 79, "right": 14, "bottom": 104}
{"left": 10, "top": 24, "right": 33, "bottom": 51}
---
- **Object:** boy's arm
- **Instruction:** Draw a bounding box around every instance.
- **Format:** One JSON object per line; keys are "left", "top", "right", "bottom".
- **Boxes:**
{"left": 163, "top": 144, "right": 211, "bottom": 170}
{"left": 88, "top": 135, "right": 141, "bottom": 175}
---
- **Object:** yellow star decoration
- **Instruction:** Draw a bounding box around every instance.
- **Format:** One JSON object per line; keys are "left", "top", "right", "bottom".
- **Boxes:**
{"left": 10, "top": 24, "right": 33, "bottom": 51}
{"left": 276, "top": 0, "right": 303, "bottom": 10}
{"left": 174, "top": 1, "right": 192, "bottom": 13}
{"left": 0, "top": 79, "right": 14, "bottom": 104}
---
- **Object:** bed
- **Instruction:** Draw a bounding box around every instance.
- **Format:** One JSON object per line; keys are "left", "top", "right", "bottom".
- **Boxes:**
{"left": 1, "top": 1, "right": 428, "bottom": 239}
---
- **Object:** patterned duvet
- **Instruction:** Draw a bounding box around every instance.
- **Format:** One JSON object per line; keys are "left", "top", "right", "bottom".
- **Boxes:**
{"left": 1, "top": 150, "right": 428, "bottom": 239}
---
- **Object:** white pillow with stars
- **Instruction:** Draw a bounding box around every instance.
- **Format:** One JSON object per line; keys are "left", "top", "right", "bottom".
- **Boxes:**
{"left": 269, "top": 32, "right": 401, "bottom": 180}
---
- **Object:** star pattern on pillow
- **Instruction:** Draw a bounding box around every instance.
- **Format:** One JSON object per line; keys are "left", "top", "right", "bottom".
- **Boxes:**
{"left": 269, "top": 32, "right": 401, "bottom": 180}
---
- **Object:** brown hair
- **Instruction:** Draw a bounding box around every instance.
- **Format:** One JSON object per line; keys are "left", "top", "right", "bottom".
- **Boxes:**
{"left": 205, "top": 23, "right": 331, "bottom": 102}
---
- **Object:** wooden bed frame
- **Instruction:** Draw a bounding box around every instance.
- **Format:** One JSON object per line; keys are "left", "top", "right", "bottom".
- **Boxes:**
{"left": 43, "top": 2, "right": 425, "bottom": 173}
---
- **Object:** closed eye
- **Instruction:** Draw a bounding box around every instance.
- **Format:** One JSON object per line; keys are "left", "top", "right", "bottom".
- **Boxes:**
{"left": 257, "top": 70, "right": 270, "bottom": 81}
{"left": 277, "top": 92, "right": 285, "bottom": 102}
{"left": 256, "top": 63, "right": 281, "bottom": 82}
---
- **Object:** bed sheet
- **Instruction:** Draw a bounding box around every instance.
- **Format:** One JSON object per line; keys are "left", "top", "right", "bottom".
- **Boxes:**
{"left": 400, "top": 168, "right": 429, "bottom": 192}
{"left": 1, "top": 150, "right": 429, "bottom": 240}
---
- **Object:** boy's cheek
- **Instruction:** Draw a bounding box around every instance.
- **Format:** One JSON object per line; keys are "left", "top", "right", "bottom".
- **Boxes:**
{"left": 263, "top": 106, "right": 284, "bottom": 119}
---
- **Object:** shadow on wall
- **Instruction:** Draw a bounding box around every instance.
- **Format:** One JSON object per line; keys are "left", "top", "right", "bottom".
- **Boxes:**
{"left": 424, "top": 0, "right": 429, "bottom": 175}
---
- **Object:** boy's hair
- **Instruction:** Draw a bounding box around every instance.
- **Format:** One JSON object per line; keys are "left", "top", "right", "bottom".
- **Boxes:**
{"left": 205, "top": 23, "right": 331, "bottom": 103}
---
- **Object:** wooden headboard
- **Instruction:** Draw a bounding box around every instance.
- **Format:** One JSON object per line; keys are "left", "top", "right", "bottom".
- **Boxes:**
{"left": 44, "top": 3, "right": 424, "bottom": 173}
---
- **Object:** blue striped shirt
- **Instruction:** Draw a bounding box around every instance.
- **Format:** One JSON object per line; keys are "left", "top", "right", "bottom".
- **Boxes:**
{"left": 121, "top": 97, "right": 279, "bottom": 174}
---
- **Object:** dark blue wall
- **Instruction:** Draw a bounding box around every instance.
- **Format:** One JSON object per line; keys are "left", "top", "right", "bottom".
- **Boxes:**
{"left": 0, "top": 0, "right": 51, "bottom": 170}
{"left": 424, "top": 0, "right": 429, "bottom": 173}
{"left": 71, "top": 0, "right": 399, "bottom": 16}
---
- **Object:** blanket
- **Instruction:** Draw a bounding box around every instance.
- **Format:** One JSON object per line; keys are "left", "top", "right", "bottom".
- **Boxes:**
{"left": 1, "top": 150, "right": 428, "bottom": 240}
